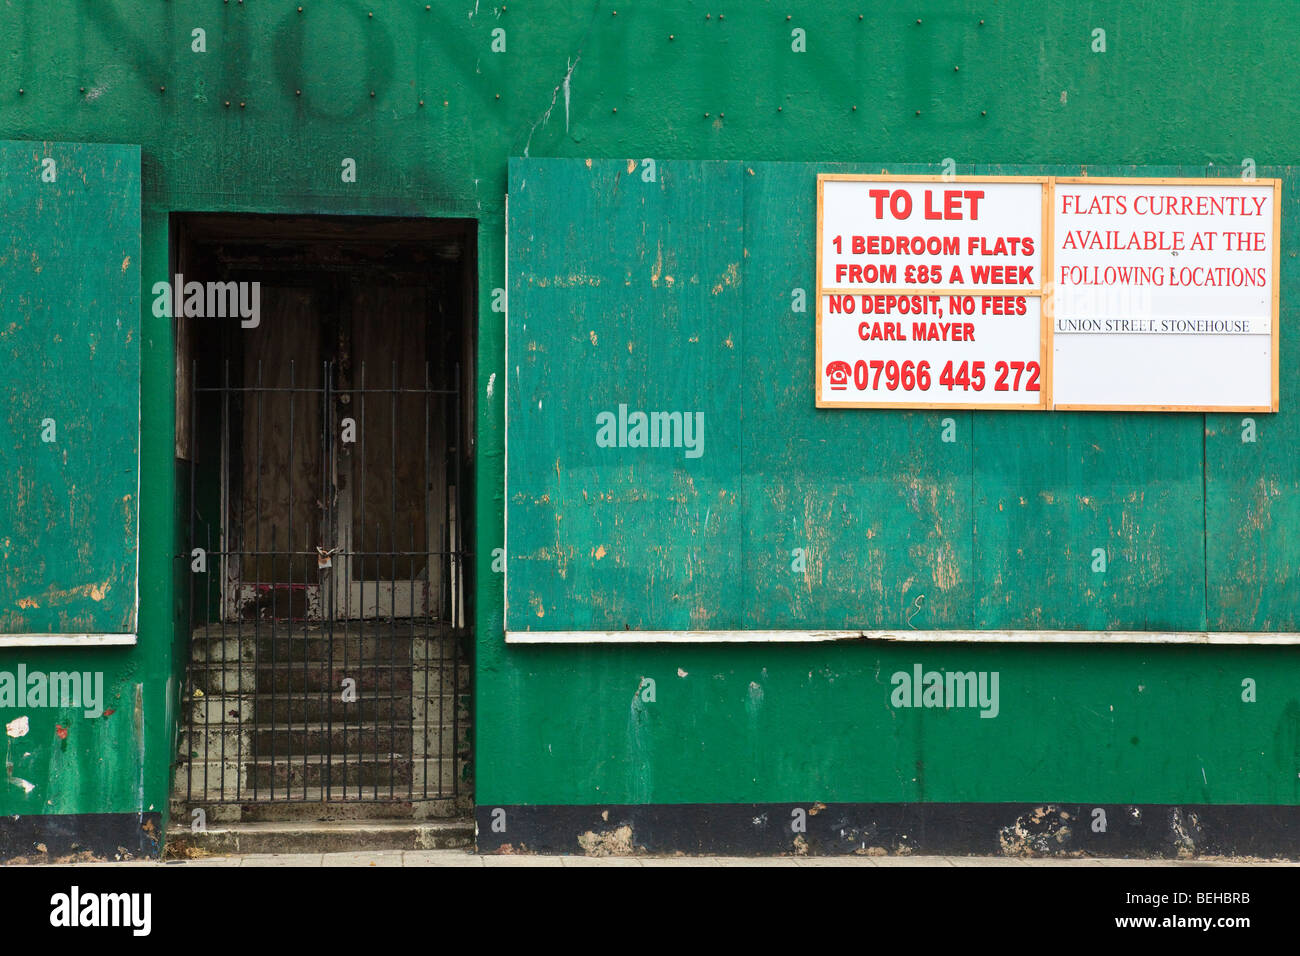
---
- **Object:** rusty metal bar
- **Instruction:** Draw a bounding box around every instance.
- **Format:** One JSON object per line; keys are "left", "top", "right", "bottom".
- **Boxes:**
{"left": 452, "top": 361, "right": 463, "bottom": 798}
{"left": 186, "top": 359, "right": 198, "bottom": 805}
{"left": 423, "top": 360, "right": 431, "bottom": 800}
{"left": 389, "top": 360, "right": 398, "bottom": 800}
{"left": 254, "top": 359, "right": 264, "bottom": 802}
{"left": 323, "top": 360, "right": 334, "bottom": 799}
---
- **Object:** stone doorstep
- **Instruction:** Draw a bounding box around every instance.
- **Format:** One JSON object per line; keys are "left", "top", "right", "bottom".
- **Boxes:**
{"left": 166, "top": 818, "right": 475, "bottom": 856}
{"left": 173, "top": 755, "right": 464, "bottom": 796}
{"left": 184, "top": 669, "right": 468, "bottom": 696}
{"left": 190, "top": 694, "right": 469, "bottom": 724}
{"left": 179, "top": 724, "right": 468, "bottom": 760}
{"left": 169, "top": 794, "right": 473, "bottom": 824}
{"left": 190, "top": 638, "right": 470, "bottom": 665}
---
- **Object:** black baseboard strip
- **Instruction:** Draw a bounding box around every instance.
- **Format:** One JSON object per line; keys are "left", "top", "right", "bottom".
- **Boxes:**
{"left": 474, "top": 802, "right": 1300, "bottom": 859}
{"left": 0, "top": 813, "right": 162, "bottom": 863}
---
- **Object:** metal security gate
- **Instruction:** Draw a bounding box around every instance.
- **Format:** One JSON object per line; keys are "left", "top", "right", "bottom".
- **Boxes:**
{"left": 180, "top": 356, "right": 470, "bottom": 809}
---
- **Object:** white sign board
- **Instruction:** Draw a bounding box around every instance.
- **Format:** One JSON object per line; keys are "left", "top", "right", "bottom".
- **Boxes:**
{"left": 817, "top": 175, "right": 1049, "bottom": 408}
{"left": 817, "top": 173, "right": 1281, "bottom": 412}
{"left": 1051, "top": 178, "right": 1280, "bottom": 411}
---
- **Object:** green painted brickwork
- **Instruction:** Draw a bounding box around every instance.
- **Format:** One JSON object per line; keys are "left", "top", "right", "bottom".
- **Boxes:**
{"left": 0, "top": 1, "right": 1296, "bottom": 824}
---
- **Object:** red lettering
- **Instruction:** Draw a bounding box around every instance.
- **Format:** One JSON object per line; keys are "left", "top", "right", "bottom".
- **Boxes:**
{"left": 869, "top": 189, "right": 890, "bottom": 219}
{"left": 924, "top": 190, "right": 943, "bottom": 220}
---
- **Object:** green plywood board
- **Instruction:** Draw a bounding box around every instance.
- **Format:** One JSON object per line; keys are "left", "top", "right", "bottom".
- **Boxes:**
{"left": 741, "top": 162, "right": 975, "bottom": 630}
{"left": 508, "top": 158, "right": 744, "bottom": 631}
{"left": 0, "top": 141, "right": 141, "bottom": 635}
{"left": 507, "top": 160, "right": 1286, "bottom": 635}
{"left": 1204, "top": 169, "right": 1300, "bottom": 629}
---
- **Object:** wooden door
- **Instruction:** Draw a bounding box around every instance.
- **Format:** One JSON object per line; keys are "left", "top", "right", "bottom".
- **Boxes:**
{"left": 333, "top": 284, "right": 440, "bottom": 620}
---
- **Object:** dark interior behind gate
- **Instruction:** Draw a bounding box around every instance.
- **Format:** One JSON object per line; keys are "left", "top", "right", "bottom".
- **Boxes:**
{"left": 171, "top": 213, "right": 475, "bottom": 818}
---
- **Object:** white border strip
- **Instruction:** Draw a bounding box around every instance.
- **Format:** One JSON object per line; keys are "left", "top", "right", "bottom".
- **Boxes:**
{"left": 0, "top": 634, "right": 138, "bottom": 648}
{"left": 503, "top": 191, "right": 510, "bottom": 631}
{"left": 507, "top": 629, "right": 1300, "bottom": 645}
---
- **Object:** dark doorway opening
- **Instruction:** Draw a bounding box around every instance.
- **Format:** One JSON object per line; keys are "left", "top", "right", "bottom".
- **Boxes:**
{"left": 171, "top": 213, "right": 475, "bottom": 818}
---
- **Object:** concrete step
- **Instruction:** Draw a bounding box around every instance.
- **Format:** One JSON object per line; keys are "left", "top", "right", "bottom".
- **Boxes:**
{"left": 189, "top": 660, "right": 475, "bottom": 686}
{"left": 171, "top": 791, "right": 472, "bottom": 823}
{"left": 193, "top": 640, "right": 458, "bottom": 666}
{"left": 179, "top": 753, "right": 464, "bottom": 791}
{"left": 201, "top": 755, "right": 467, "bottom": 790}
{"left": 192, "top": 691, "right": 468, "bottom": 724}
{"left": 176, "top": 622, "right": 474, "bottom": 821}
{"left": 189, "top": 676, "right": 466, "bottom": 702}
{"left": 191, "top": 624, "right": 470, "bottom": 642}
{"left": 190, "top": 663, "right": 412, "bottom": 695}
{"left": 181, "top": 720, "right": 468, "bottom": 758}
{"left": 190, "top": 630, "right": 468, "bottom": 665}
{"left": 245, "top": 752, "right": 412, "bottom": 790}
{"left": 166, "top": 819, "right": 475, "bottom": 856}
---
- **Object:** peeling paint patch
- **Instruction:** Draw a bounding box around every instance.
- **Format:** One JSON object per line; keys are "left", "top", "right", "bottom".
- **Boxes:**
{"left": 5, "top": 717, "right": 35, "bottom": 796}
{"left": 26, "top": 579, "right": 114, "bottom": 609}
{"left": 710, "top": 261, "right": 740, "bottom": 295}
{"left": 998, "top": 805, "right": 1075, "bottom": 857}
{"left": 577, "top": 824, "right": 635, "bottom": 856}
{"left": 533, "top": 273, "right": 601, "bottom": 287}
{"left": 1171, "top": 807, "right": 1201, "bottom": 858}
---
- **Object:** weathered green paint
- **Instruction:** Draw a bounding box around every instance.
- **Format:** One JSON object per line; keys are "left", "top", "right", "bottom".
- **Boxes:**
{"left": 508, "top": 160, "right": 1290, "bottom": 634}
{"left": 0, "top": 141, "right": 140, "bottom": 635}
{"left": 0, "top": 1, "right": 1295, "bottom": 838}
{"left": 509, "top": 159, "right": 745, "bottom": 630}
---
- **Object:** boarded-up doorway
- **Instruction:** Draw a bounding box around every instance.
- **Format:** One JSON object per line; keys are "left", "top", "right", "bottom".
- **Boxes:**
{"left": 173, "top": 214, "right": 474, "bottom": 814}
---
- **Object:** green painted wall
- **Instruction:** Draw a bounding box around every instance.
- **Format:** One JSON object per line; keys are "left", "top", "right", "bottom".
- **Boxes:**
{"left": 0, "top": 1, "right": 1296, "bottom": 829}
